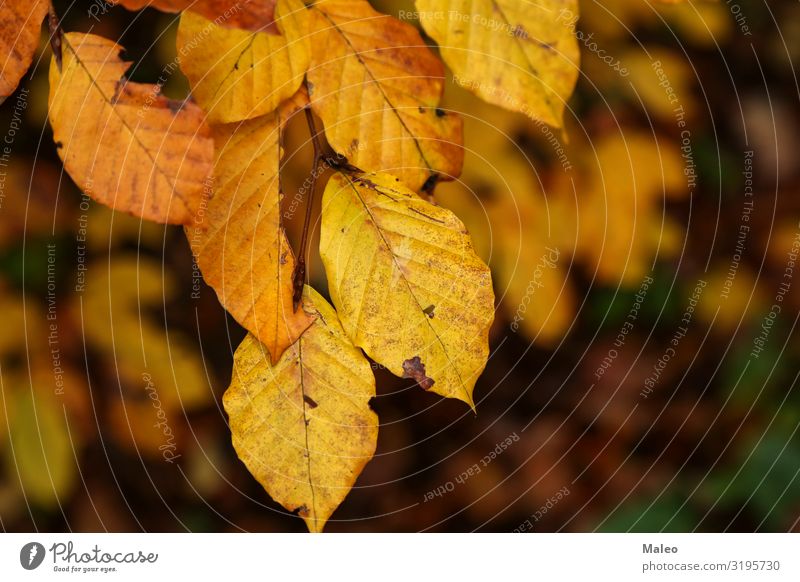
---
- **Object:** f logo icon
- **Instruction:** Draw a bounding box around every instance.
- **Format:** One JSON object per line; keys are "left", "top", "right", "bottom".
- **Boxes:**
{"left": 19, "top": 542, "right": 45, "bottom": 570}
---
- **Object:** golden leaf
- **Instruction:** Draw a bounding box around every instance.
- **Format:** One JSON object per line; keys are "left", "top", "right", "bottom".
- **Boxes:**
{"left": 176, "top": 0, "right": 310, "bottom": 124}
{"left": 187, "top": 91, "right": 314, "bottom": 364}
{"left": 570, "top": 132, "right": 686, "bottom": 286}
{"left": 487, "top": 161, "right": 576, "bottom": 347}
{"left": 48, "top": 33, "right": 214, "bottom": 224}
{"left": 307, "top": 0, "right": 463, "bottom": 191}
{"left": 224, "top": 287, "right": 378, "bottom": 533}
{"left": 0, "top": 0, "right": 48, "bottom": 101}
{"left": 320, "top": 171, "right": 494, "bottom": 407}
{"left": 416, "top": 0, "right": 580, "bottom": 127}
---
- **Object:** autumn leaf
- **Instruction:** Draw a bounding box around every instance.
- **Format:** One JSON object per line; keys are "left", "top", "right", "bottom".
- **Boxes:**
{"left": 76, "top": 258, "right": 211, "bottom": 412}
{"left": 112, "top": 0, "right": 279, "bottom": 32}
{"left": 187, "top": 91, "right": 314, "bottom": 364}
{"left": 416, "top": 0, "right": 580, "bottom": 128}
{"left": 224, "top": 287, "right": 378, "bottom": 533}
{"left": 4, "top": 383, "right": 78, "bottom": 507}
{"left": 177, "top": 0, "right": 310, "bottom": 124}
{"left": 565, "top": 132, "right": 686, "bottom": 286}
{"left": 0, "top": 0, "right": 48, "bottom": 101}
{"left": 320, "top": 171, "right": 494, "bottom": 407}
{"left": 48, "top": 33, "right": 214, "bottom": 224}
{"left": 307, "top": 0, "right": 463, "bottom": 192}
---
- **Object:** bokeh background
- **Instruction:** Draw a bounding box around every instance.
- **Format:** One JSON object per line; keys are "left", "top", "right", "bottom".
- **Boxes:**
{"left": 1, "top": 0, "right": 799, "bottom": 532}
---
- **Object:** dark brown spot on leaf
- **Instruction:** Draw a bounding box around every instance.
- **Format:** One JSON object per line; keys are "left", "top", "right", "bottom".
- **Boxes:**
{"left": 166, "top": 99, "right": 184, "bottom": 114}
{"left": 435, "top": 108, "right": 446, "bottom": 117}
{"left": 421, "top": 174, "right": 439, "bottom": 195}
{"left": 303, "top": 394, "right": 318, "bottom": 409}
{"left": 402, "top": 356, "right": 434, "bottom": 390}
{"left": 422, "top": 305, "right": 435, "bottom": 318}
{"left": 296, "top": 504, "right": 310, "bottom": 518}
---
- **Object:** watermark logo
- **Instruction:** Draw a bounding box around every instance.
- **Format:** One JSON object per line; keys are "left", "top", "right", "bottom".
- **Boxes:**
{"left": 20, "top": 542, "right": 46, "bottom": 570}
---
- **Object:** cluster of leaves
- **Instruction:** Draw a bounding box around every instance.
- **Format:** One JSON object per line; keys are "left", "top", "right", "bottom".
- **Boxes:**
{"left": 2, "top": 0, "right": 582, "bottom": 530}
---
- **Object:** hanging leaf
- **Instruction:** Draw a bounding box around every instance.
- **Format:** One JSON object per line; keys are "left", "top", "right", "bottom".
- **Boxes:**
{"left": 416, "top": 0, "right": 580, "bottom": 128}
{"left": 320, "top": 171, "right": 494, "bottom": 407}
{"left": 187, "top": 91, "right": 315, "bottom": 364}
{"left": 48, "top": 32, "right": 214, "bottom": 224}
{"left": 112, "top": 0, "right": 278, "bottom": 32}
{"left": 177, "top": 0, "right": 310, "bottom": 124}
{"left": 307, "top": 0, "right": 463, "bottom": 192}
{"left": 224, "top": 287, "right": 378, "bottom": 533}
{"left": 0, "top": 0, "right": 49, "bottom": 101}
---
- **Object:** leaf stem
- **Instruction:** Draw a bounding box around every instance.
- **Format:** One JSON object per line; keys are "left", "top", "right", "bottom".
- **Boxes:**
{"left": 48, "top": 4, "right": 63, "bottom": 70}
{"left": 292, "top": 106, "right": 324, "bottom": 311}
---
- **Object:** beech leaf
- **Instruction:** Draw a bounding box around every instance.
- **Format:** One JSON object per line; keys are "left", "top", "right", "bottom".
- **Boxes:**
{"left": 307, "top": 0, "right": 463, "bottom": 192}
{"left": 48, "top": 32, "right": 214, "bottom": 224}
{"left": 187, "top": 90, "right": 315, "bottom": 364}
{"left": 416, "top": 0, "right": 580, "bottom": 127}
{"left": 177, "top": 0, "right": 310, "bottom": 124}
{"left": 224, "top": 287, "right": 378, "bottom": 533}
{"left": 0, "top": 0, "right": 49, "bottom": 101}
{"left": 320, "top": 171, "right": 494, "bottom": 408}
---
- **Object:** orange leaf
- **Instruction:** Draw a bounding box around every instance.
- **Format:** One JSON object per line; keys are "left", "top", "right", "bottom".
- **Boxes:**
{"left": 0, "top": 0, "right": 49, "bottom": 100}
{"left": 48, "top": 33, "right": 214, "bottom": 224}
{"left": 186, "top": 90, "right": 314, "bottom": 363}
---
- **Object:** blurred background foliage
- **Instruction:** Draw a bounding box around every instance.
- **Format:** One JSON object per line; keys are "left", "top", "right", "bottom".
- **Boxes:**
{"left": 0, "top": 0, "right": 798, "bottom": 531}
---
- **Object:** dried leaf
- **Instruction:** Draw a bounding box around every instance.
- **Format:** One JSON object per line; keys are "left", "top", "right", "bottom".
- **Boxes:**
{"left": 320, "top": 171, "right": 494, "bottom": 407}
{"left": 416, "top": 0, "right": 580, "bottom": 127}
{"left": 0, "top": 0, "right": 48, "bottom": 101}
{"left": 177, "top": 0, "right": 310, "bottom": 124}
{"left": 307, "top": 0, "right": 463, "bottom": 191}
{"left": 187, "top": 91, "right": 315, "bottom": 364}
{"left": 48, "top": 33, "right": 214, "bottom": 224}
{"left": 224, "top": 287, "right": 378, "bottom": 533}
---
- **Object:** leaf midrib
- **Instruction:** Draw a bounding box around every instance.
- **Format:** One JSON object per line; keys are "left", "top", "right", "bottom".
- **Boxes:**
{"left": 61, "top": 36, "right": 184, "bottom": 198}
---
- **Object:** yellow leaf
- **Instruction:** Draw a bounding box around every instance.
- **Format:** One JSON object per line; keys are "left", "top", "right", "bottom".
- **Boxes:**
{"left": 416, "top": 0, "right": 580, "bottom": 128}
{"left": 0, "top": 0, "right": 48, "bottom": 100}
{"left": 4, "top": 383, "right": 78, "bottom": 507}
{"left": 608, "top": 48, "right": 696, "bottom": 122}
{"left": 77, "top": 258, "right": 211, "bottom": 411}
{"left": 112, "top": 0, "right": 279, "bottom": 32}
{"left": 488, "top": 161, "right": 576, "bottom": 347}
{"left": 224, "top": 287, "right": 378, "bottom": 533}
{"left": 177, "top": 0, "right": 310, "bottom": 124}
{"left": 574, "top": 132, "right": 686, "bottom": 285}
{"left": 187, "top": 91, "right": 315, "bottom": 364}
{"left": 581, "top": 0, "right": 730, "bottom": 46}
{"left": 48, "top": 33, "right": 214, "bottom": 224}
{"left": 307, "top": 0, "right": 463, "bottom": 192}
{"left": 320, "top": 171, "right": 494, "bottom": 407}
